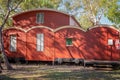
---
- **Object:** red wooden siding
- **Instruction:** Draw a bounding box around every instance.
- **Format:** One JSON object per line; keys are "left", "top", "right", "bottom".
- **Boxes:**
{"left": 12, "top": 9, "right": 80, "bottom": 30}
{"left": 54, "top": 27, "right": 85, "bottom": 59}
{"left": 3, "top": 26, "right": 120, "bottom": 61}
{"left": 3, "top": 9, "right": 120, "bottom": 62}
{"left": 85, "top": 27, "right": 120, "bottom": 61}
{"left": 3, "top": 28, "right": 26, "bottom": 58}
{"left": 26, "top": 28, "right": 54, "bottom": 61}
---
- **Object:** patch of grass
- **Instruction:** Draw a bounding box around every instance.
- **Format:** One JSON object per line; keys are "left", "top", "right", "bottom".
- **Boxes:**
{"left": 1, "top": 65, "right": 120, "bottom": 80}
{"left": 41, "top": 71, "right": 111, "bottom": 80}
{"left": 10, "top": 73, "right": 44, "bottom": 78}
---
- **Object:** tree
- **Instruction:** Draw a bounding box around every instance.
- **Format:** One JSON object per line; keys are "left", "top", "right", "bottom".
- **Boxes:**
{"left": 19, "top": 0, "right": 61, "bottom": 11}
{"left": 58, "top": 0, "right": 118, "bottom": 29}
{"left": 0, "top": 0, "right": 23, "bottom": 70}
{"left": 105, "top": 0, "right": 120, "bottom": 27}
{"left": 77, "top": 14, "right": 93, "bottom": 30}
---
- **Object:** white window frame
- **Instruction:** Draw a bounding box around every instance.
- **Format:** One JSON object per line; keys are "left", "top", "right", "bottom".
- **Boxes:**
{"left": 10, "top": 35, "right": 17, "bottom": 52}
{"left": 37, "top": 34, "right": 44, "bottom": 51}
{"left": 36, "top": 13, "right": 44, "bottom": 24}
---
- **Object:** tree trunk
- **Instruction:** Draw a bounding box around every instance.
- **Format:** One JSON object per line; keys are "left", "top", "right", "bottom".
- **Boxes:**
{"left": 0, "top": 68, "right": 2, "bottom": 73}
{"left": 0, "top": 59, "right": 2, "bottom": 73}
{"left": 0, "top": 58, "right": 3, "bottom": 70}
{"left": 0, "top": 30, "right": 13, "bottom": 70}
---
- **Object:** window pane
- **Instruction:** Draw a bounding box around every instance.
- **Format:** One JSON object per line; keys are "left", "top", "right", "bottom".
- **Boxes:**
{"left": 37, "top": 34, "right": 44, "bottom": 51}
{"left": 40, "top": 34, "right": 44, "bottom": 51}
{"left": 36, "top": 13, "right": 44, "bottom": 23}
{"left": 10, "top": 35, "right": 17, "bottom": 52}
{"left": 66, "top": 38, "right": 72, "bottom": 46}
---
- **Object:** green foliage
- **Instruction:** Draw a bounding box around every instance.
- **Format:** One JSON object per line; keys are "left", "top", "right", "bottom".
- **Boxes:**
{"left": 0, "top": 0, "right": 23, "bottom": 28}
{"left": 105, "top": 0, "right": 120, "bottom": 26}
{"left": 77, "top": 14, "right": 93, "bottom": 30}
{"left": 20, "top": 0, "right": 60, "bottom": 11}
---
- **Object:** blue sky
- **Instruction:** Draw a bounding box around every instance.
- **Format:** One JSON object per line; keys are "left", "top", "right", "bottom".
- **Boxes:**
{"left": 100, "top": 16, "right": 113, "bottom": 25}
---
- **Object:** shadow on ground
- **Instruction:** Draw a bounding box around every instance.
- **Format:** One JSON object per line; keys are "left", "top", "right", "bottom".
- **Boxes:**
{"left": 0, "top": 75, "right": 16, "bottom": 80}
{"left": 41, "top": 69, "right": 120, "bottom": 80}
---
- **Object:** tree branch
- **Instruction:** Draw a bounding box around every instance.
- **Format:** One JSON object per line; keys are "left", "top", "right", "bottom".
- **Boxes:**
{"left": 0, "top": 0, "right": 23, "bottom": 30}
{"left": 7, "top": 0, "right": 11, "bottom": 11}
{"left": 0, "top": 10, "right": 10, "bottom": 30}
{"left": 12, "top": 0, "right": 23, "bottom": 11}
{"left": 98, "top": 8, "right": 104, "bottom": 21}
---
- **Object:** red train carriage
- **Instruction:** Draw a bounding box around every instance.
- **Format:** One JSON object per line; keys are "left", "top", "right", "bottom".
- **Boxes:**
{"left": 3, "top": 9, "right": 120, "bottom": 65}
{"left": 86, "top": 26, "right": 120, "bottom": 61}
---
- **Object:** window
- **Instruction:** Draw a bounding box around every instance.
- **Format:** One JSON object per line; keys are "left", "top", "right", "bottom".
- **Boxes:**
{"left": 10, "top": 35, "right": 17, "bottom": 52}
{"left": 108, "top": 39, "right": 113, "bottom": 45}
{"left": 36, "top": 13, "right": 44, "bottom": 23}
{"left": 66, "top": 38, "right": 73, "bottom": 46}
{"left": 37, "top": 34, "right": 44, "bottom": 51}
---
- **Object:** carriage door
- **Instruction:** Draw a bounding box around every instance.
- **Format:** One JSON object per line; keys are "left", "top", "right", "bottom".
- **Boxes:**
{"left": 108, "top": 39, "right": 113, "bottom": 60}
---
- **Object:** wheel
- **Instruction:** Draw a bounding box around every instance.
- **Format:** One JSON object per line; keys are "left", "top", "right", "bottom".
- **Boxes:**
{"left": 112, "top": 64, "right": 120, "bottom": 70}
{"left": 57, "top": 58, "right": 63, "bottom": 64}
{"left": 74, "top": 59, "right": 80, "bottom": 64}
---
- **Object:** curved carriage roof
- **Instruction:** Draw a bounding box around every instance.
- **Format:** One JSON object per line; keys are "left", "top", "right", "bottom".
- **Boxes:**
{"left": 12, "top": 8, "right": 81, "bottom": 27}
{"left": 88, "top": 24, "right": 119, "bottom": 32}
{"left": 12, "top": 8, "right": 72, "bottom": 18}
